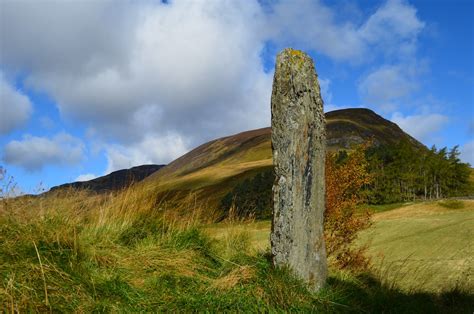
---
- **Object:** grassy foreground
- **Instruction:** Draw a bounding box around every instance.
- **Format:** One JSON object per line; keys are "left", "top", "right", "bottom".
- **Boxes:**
{"left": 1, "top": 189, "right": 473, "bottom": 312}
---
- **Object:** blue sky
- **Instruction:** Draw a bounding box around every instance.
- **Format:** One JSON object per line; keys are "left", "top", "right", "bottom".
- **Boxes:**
{"left": 0, "top": 0, "right": 473, "bottom": 194}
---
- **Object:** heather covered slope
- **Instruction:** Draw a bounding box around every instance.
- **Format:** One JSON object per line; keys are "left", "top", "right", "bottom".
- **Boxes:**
{"left": 142, "top": 108, "right": 426, "bottom": 209}
{"left": 48, "top": 108, "right": 426, "bottom": 201}
{"left": 149, "top": 108, "right": 423, "bottom": 182}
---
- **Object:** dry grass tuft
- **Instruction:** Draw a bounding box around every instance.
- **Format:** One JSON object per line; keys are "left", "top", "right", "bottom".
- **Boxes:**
{"left": 211, "top": 265, "right": 256, "bottom": 290}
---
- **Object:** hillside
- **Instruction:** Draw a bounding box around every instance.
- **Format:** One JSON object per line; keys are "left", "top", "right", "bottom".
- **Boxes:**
{"left": 143, "top": 108, "right": 425, "bottom": 209}
{"left": 152, "top": 108, "right": 422, "bottom": 179}
{"left": 325, "top": 108, "right": 423, "bottom": 149}
{"left": 50, "top": 164, "right": 165, "bottom": 193}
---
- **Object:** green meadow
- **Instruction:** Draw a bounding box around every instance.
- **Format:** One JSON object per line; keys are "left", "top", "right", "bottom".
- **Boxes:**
{"left": 204, "top": 200, "right": 474, "bottom": 293}
{"left": 1, "top": 188, "right": 473, "bottom": 312}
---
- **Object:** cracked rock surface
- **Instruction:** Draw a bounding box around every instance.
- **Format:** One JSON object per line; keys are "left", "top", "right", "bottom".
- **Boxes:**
{"left": 271, "top": 48, "right": 327, "bottom": 291}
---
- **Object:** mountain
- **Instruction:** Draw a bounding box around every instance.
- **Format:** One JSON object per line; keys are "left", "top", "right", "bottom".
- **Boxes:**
{"left": 50, "top": 164, "right": 165, "bottom": 193}
{"left": 141, "top": 108, "right": 425, "bottom": 209}
{"left": 325, "top": 108, "right": 423, "bottom": 149}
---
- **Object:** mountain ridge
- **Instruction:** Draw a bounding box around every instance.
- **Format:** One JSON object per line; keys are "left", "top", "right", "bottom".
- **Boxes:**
{"left": 49, "top": 164, "right": 165, "bottom": 193}
{"left": 51, "top": 108, "right": 424, "bottom": 197}
{"left": 140, "top": 108, "right": 426, "bottom": 210}
{"left": 148, "top": 108, "right": 424, "bottom": 182}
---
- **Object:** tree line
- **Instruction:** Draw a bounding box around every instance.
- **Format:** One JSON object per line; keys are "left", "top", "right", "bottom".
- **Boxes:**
{"left": 220, "top": 141, "right": 473, "bottom": 217}
{"left": 364, "top": 140, "right": 472, "bottom": 204}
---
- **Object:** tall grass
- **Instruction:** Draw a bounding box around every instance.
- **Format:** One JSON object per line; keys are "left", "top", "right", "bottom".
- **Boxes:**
{"left": 1, "top": 184, "right": 473, "bottom": 312}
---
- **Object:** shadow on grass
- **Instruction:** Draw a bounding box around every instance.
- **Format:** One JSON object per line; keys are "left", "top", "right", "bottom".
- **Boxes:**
{"left": 254, "top": 253, "right": 474, "bottom": 314}
{"left": 325, "top": 272, "right": 473, "bottom": 313}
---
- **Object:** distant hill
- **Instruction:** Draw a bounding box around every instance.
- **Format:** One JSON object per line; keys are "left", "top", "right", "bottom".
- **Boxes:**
{"left": 141, "top": 108, "right": 425, "bottom": 209}
{"left": 51, "top": 108, "right": 425, "bottom": 200}
{"left": 50, "top": 164, "right": 165, "bottom": 193}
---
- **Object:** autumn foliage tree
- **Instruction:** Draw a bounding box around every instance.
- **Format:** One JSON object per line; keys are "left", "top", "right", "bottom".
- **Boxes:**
{"left": 220, "top": 143, "right": 374, "bottom": 269}
{"left": 325, "top": 143, "right": 373, "bottom": 269}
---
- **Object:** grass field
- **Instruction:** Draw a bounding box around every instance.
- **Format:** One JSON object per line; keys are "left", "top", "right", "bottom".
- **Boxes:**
{"left": 204, "top": 200, "right": 474, "bottom": 293}
{"left": 1, "top": 189, "right": 473, "bottom": 312}
{"left": 358, "top": 200, "right": 474, "bottom": 292}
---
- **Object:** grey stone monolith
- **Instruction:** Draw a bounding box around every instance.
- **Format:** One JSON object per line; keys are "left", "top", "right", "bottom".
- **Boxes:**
{"left": 270, "top": 48, "right": 327, "bottom": 291}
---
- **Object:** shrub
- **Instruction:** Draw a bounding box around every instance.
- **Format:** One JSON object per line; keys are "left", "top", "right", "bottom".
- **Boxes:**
{"left": 325, "top": 143, "right": 373, "bottom": 270}
{"left": 438, "top": 199, "right": 465, "bottom": 209}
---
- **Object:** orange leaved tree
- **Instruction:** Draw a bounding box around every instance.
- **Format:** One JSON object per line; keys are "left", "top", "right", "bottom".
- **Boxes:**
{"left": 325, "top": 143, "right": 373, "bottom": 269}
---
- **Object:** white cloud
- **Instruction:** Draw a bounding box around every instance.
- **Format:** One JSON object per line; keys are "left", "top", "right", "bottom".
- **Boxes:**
{"left": 105, "top": 133, "right": 188, "bottom": 174}
{"left": 75, "top": 173, "right": 97, "bottom": 182}
{"left": 391, "top": 112, "right": 449, "bottom": 141}
{"left": 460, "top": 140, "right": 474, "bottom": 166}
{"left": 269, "top": 0, "right": 424, "bottom": 62}
{"left": 2, "top": 0, "right": 271, "bottom": 148}
{"left": 0, "top": 0, "right": 427, "bottom": 143}
{"left": 268, "top": 0, "right": 366, "bottom": 61}
{"left": 0, "top": 0, "right": 136, "bottom": 75}
{"left": 3, "top": 133, "right": 84, "bottom": 171}
{"left": 0, "top": 73, "right": 32, "bottom": 134}
{"left": 0, "top": 0, "right": 428, "bottom": 172}
{"left": 359, "top": 0, "right": 424, "bottom": 59}
{"left": 319, "top": 78, "right": 333, "bottom": 107}
{"left": 354, "top": 0, "right": 426, "bottom": 113}
{"left": 358, "top": 64, "right": 420, "bottom": 112}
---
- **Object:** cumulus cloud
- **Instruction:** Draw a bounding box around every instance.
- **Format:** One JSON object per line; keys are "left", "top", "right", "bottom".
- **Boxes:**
{"left": 355, "top": 0, "right": 425, "bottom": 113}
{"left": 0, "top": 74, "right": 32, "bottom": 134}
{"left": 358, "top": 64, "right": 421, "bottom": 112}
{"left": 0, "top": 0, "right": 136, "bottom": 75}
{"left": 4, "top": 1, "right": 272, "bottom": 146}
{"left": 3, "top": 133, "right": 84, "bottom": 171}
{"left": 269, "top": 0, "right": 424, "bottom": 62}
{"left": 359, "top": 0, "right": 424, "bottom": 58}
{"left": 105, "top": 133, "right": 188, "bottom": 174}
{"left": 0, "top": 0, "right": 427, "bottom": 171}
{"left": 75, "top": 173, "right": 97, "bottom": 182}
{"left": 460, "top": 140, "right": 474, "bottom": 166}
{"left": 391, "top": 112, "right": 449, "bottom": 141}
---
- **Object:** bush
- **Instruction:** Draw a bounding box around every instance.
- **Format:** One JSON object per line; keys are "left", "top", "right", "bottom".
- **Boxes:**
{"left": 325, "top": 143, "right": 373, "bottom": 269}
{"left": 438, "top": 199, "right": 465, "bottom": 209}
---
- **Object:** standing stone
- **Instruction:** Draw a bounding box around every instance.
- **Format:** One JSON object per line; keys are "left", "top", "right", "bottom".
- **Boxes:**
{"left": 271, "top": 48, "right": 327, "bottom": 291}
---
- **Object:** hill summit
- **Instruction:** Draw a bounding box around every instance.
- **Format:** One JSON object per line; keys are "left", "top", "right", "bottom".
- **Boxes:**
{"left": 51, "top": 108, "right": 423, "bottom": 197}
{"left": 149, "top": 108, "right": 422, "bottom": 180}
{"left": 325, "top": 108, "right": 423, "bottom": 149}
{"left": 140, "top": 108, "right": 424, "bottom": 210}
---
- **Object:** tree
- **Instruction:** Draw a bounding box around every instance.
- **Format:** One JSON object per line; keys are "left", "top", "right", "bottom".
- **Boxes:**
{"left": 325, "top": 143, "right": 372, "bottom": 269}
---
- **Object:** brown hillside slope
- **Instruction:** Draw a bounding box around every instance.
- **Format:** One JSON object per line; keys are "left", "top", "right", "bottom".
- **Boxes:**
{"left": 143, "top": 108, "right": 425, "bottom": 210}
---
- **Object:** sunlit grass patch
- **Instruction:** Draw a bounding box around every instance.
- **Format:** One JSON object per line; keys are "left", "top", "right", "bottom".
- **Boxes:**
{"left": 1, "top": 185, "right": 473, "bottom": 312}
{"left": 358, "top": 200, "right": 474, "bottom": 293}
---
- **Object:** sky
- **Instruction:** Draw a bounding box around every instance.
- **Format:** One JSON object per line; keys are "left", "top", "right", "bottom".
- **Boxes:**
{"left": 0, "top": 0, "right": 473, "bottom": 194}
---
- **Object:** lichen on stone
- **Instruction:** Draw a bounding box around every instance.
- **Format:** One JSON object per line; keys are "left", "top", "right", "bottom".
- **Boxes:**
{"left": 271, "top": 48, "right": 327, "bottom": 292}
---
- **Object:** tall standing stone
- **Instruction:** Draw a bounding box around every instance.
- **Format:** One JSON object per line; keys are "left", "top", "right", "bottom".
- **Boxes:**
{"left": 271, "top": 48, "right": 327, "bottom": 291}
